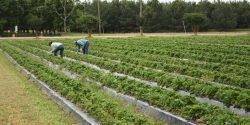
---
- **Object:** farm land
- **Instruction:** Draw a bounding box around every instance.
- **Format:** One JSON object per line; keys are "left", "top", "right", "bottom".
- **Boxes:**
{"left": 0, "top": 35, "right": 249, "bottom": 125}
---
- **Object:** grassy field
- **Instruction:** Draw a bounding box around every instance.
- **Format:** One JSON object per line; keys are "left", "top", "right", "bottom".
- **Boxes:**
{"left": 0, "top": 51, "right": 76, "bottom": 125}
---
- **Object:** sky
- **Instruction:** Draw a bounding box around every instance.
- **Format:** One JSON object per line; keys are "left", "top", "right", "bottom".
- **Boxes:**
{"left": 151, "top": 0, "right": 247, "bottom": 2}
{"left": 82, "top": 0, "right": 248, "bottom": 3}
{"left": 154, "top": 0, "right": 247, "bottom": 2}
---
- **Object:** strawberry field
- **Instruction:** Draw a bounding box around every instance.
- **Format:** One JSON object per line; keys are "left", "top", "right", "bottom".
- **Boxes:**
{"left": 0, "top": 36, "right": 249, "bottom": 125}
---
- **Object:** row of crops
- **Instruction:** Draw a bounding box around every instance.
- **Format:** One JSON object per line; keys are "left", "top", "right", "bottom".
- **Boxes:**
{"left": 0, "top": 36, "right": 249, "bottom": 125}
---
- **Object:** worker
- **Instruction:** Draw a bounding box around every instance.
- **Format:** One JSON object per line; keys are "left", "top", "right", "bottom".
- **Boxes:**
{"left": 49, "top": 41, "right": 64, "bottom": 58}
{"left": 75, "top": 39, "right": 89, "bottom": 54}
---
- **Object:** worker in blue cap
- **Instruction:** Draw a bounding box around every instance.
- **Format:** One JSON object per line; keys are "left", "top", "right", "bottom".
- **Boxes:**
{"left": 75, "top": 39, "right": 90, "bottom": 54}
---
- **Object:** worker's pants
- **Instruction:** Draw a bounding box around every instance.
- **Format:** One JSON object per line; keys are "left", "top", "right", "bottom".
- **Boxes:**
{"left": 54, "top": 45, "right": 64, "bottom": 58}
{"left": 82, "top": 42, "right": 89, "bottom": 54}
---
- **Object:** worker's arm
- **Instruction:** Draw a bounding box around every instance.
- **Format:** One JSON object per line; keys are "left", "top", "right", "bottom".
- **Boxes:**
{"left": 78, "top": 44, "right": 81, "bottom": 51}
{"left": 75, "top": 43, "right": 77, "bottom": 52}
{"left": 51, "top": 45, "right": 55, "bottom": 53}
{"left": 51, "top": 48, "right": 54, "bottom": 53}
{"left": 76, "top": 43, "right": 80, "bottom": 52}
{"left": 51, "top": 42, "right": 61, "bottom": 53}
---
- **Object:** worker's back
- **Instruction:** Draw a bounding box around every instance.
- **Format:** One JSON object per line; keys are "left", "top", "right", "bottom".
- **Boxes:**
{"left": 51, "top": 42, "right": 63, "bottom": 49}
{"left": 77, "top": 39, "right": 88, "bottom": 46}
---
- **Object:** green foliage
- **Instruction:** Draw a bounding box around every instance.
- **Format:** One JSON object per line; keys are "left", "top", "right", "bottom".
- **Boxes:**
{"left": 76, "top": 14, "right": 98, "bottom": 32}
{"left": 211, "top": 3, "right": 237, "bottom": 30}
{"left": 136, "top": 16, "right": 144, "bottom": 27}
{"left": 26, "top": 14, "right": 43, "bottom": 31}
{"left": 183, "top": 104, "right": 209, "bottom": 121}
{"left": 183, "top": 13, "right": 208, "bottom": 35}
{"left": 1, "top": 36, "right": 250, "bottom": 124}
{"left": 183, "top": 13, "right": 208, "bottom": 26}
{"left": 234, "top": 1, "right": 250, "bottom": 28}
{"left": 0, "top": 0, "right": 250, "bottom": 33}
{"left": 0, "top": 42, "right": 154, "bottom": 125}
{"left": 143, "top": 0, "right": 164, "bottom": 32}
{"left": 0, "top": 19, "right": 6, "bottom": 34}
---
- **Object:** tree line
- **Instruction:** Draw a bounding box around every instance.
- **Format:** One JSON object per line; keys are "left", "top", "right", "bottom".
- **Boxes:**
{"left": 0, "top": 0, "right": 249, "bottom": 35}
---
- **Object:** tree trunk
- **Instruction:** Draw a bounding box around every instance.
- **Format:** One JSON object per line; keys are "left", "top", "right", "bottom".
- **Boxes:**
{"left": 35, "top": 30, "right": 38, "bottom": 38}
{"left": 102, "top": 25, "right": 105, "bottom": 33}
{"left": 41, "top": 30, "right": 44, "bottom": 36}
{"left": 192, "top": 25, "right": 198, "bottom": 36}
{"left": 88, "top": 29, "right": 92, "bottom": 38}
{"left": 194, "top": 26, "right": 197, "bottom": 36}
{"left": 194, "top": 25, "right": 199, "bottom": 36}
{"left": 63, "top": 0, "right": 67, "bottom": 33}
{"left": 197, "top": 26, "right": 199, "bottom": 35}
{"left": 192, "top": 26, "right": 196, "bottom": 35}
{"left": 64, "top": 18, "right": 67, "bottom": 32}
{"left": 140, "top": 26, "right": 143, "bottom": 36}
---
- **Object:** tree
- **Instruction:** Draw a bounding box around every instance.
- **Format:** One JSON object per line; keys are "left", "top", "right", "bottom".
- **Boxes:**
{"left": 105, "top": 0, "right": 122, "bottom": 32}
{"left": 137, "top": 16, "right": 144, "bottom": 34}
{"left": 48, "top": 0, "right": 79, "bottom": 32}
{"left": 139, "top": 0, "right": 143, "bottom": 36}
{"left": 143, "top": 0, "right": 164, "bottom": 32}
{"left": 0, "top": 19, "right": 6, "bottom": 34}
{"left": 76, "top": 14, "right": 98, "bottom": 37}
{"left": 196, "top": 0, "right": 213, "bottom": 30}
{"left": 26, "top": 14, "right": 43, "bottom": 38}
{"left": 119, "top": 0, "right": 137, "bottom": 32}
{"left": 211, "top": 3, "right": 237, "bottom": 30}
{"left": 0, "top": 0, "right": 250, "bottom": 34}
{"left": 166, "top": 0, "right": 189, "bottom": 31}
{"left": 183, "top": 13, "right": 208, "bottom": 35}
{"left": 231, "top": 0, "right": 250, "bottom": 28}
{"left": 0, "top": 0, "right": 23, "bottom": 33}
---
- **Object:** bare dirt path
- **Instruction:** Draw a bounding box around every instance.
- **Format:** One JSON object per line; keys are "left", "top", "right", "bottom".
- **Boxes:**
{"left": 0, "top": 51, "right": 76, "bottom": 125}
{"left": 0, "top": 31, "right": 249, "bottom": 40}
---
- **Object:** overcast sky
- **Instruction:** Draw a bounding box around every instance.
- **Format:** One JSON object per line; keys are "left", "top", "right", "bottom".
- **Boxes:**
{"left": 154, "top": 0, "right": 246, "bottom": 2}
{"left": 141, "top": 0, "right": 244, "bottom": 2}
{"left": 83, "top": 0, "right": 248, "bottom": 3}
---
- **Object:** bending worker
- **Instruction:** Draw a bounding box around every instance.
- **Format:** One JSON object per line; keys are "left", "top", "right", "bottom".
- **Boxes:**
{"left": 75, "top": 39, "right": 89, "bottom": 54}
{"left": 49, "top": 41, "right": 64, "bottom": 58}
